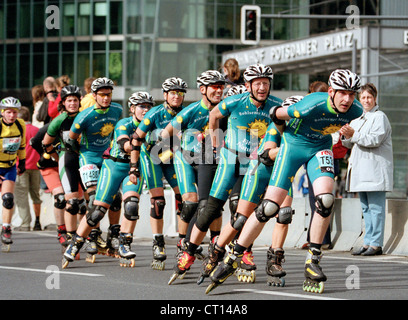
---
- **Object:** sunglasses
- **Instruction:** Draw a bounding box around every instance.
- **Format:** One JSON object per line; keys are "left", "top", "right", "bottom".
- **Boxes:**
{"left": 97, "top": 92, "right": 113, "bottom": 98}
{"left": 209, "top": 84, "right": 224, "bottom": 90}
{"left": 168, "top": 91, "right": 185, "bottom": 97}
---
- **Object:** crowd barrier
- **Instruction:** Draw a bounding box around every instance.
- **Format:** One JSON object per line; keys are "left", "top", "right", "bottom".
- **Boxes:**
{"left": 4, "top": 189, "right": 408, "bottom": 256}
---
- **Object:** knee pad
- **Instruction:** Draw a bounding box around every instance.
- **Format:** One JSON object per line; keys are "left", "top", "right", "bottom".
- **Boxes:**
{"left": 230, "top": 212, "right": 248, "bottom": 231}
{"left": 315, "top": 193, "right": 335, "bottom": 218}
{"left": 66, "top": 198, "right": 80, "bottom": 215}
{"left": 124, "top": 196, "right": 139, "bottom": 221}
{"left": 276, "top": 206, "right": 294, "bottom": 224}
{"left": 54, "top": 193, "right": 66, "bottom": 209}
{"left": 2, "top": 193, "right": 14, "bottom": 210}
{"left": 180, "top": 201, "right": 199, "bottom": 223}
{"left": 228, "top": 193, "right": 240, "bottom": 216}
{"left": 110, "top": 192, "right": 122, "bottom": 211}
{"left": 196, "top": 199, "right": 207, "bottom": 219}
{"left": 87, "top": 190, "right": 96, "bottom": 212}
{"left": 86, "top": 205, "right": 107, "bottom": 227}
{"left": 175, "top": 193, "right": 183, "bottom": 215}
{"left": 255, "top": 199, "right": 280, "bottom": 223}
{"left": 78, "top": 199, "right": 87, "bottom": 215}
{"left": 150, "top": 196, "right": 165, "bottom": 220}
{"left": 195, "top": 196, "right": 224, "bottom": 232}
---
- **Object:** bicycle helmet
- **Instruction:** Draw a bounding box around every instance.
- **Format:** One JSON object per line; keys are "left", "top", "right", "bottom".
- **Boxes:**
{"left": 243, "top": 64, "right": 274, "bottom": 82}
{"left": 0, "top": 97, "right": 21, "bottom": 109}
{"left": 162, "top": 77, "right": 188, "bottom": 93}
{"left": 128, "top": 91, "right": 154, "bottom": 108}
{"left": 328, "top": 69, "right": 361, "bottom": 92}
{"left": 282, "top": 95, "right": 304, "bottom": 108}
{"left": 60, "top": 85, "right": 81, "bottom": 101}
{"left": 91, "top": 77, "right": 114, "bottom": 93}
{"left": 225, "top": 84, "right": 247, "bottom": 97}
{"left": 196, "top": 70, "right": 226, "bottom": 88}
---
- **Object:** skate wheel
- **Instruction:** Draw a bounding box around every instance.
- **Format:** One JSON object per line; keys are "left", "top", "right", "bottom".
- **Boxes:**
{"left": 1, "top": 244, "right": 10, "bottom": 253}
{"left": 205, "top": 282, "right": 218, "bottom": 295}
{"left": 197, "top": 275, "right": 205, "bottom": 285}
{"left": 151, "top": 260, "right": 165, "bottom": 271}
{"left": 168, "top": 273, "right": 178, "bottom": 285}
{"left": 75, "top": 253, "right": 80, "bottom": 260}
{"left": 86, "top": 254, "right": 96, "bottom": 264}
{"left": 62, "top": 257, "right": 69, "bottom": 269}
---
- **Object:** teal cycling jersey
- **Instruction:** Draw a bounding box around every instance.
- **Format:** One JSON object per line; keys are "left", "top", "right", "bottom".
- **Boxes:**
{"left": 138, "top": 103, "right": 182, "bottom": 144}
{"left": 218, "top": 92, "right": 282, "bottom": 155}
{"left": 110, "top": 116, "right": 140, "bottom": 160}
{"left": 285, "top": 92, "right": 363, "bottom": 143}
{"left": 71, "top": 102, "right": 123, "bottom": 153}
{"left": 257, "top": 122, "right": 281, "bottom": 155}
{"left": 170, "top": 100, "right": 210, "bottom": 153}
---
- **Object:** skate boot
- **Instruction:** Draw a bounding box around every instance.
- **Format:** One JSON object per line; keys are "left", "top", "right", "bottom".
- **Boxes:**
{"left": 66, "top": 232, "right": 81, "bottom": 260}
{"left": 57, "top": 225, "right": 69, "bottom": 253}
{"left": 151, "top": 235, "right": 166, "bottom": 270}
{"left": 236, "top": 249, "right": 256, "bottom": 283}
{"left": 266, "top": 247, "right": 286, "bottom": 287}
{"left": 197, "top": 237, "right": 225, "bottom": 285}
{"left": 118, "top": 233, "right": 136, "bottom": 268}
{"left": 1, "top": 225, "right": 13, "bottom": 252}
{"left": 85, "top": 228, "right": 106, "bottom": 263}
{"left": 168, "top": 251, "right": 196, "bottom": 285}
{"left": 206, "top": 249, "right": 243, "bottom": 294}
{"left": 303, "top": 248, "right": 327, "bottom": 294}
{"left": 176, "top": 238, "right": 205, "bottom": 261}
{"left": 106, "top": 224, "right": 120, "bottom": 258}
{"left": 62, "top": 235, "right": 85, "bottom": 268}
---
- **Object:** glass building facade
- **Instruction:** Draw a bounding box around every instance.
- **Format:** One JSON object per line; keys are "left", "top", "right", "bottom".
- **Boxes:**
{"left": 0, "top": 0, "right": 407, "bottom": 196}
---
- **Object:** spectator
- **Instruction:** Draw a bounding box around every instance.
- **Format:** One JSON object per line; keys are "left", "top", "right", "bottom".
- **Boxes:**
{"left": 47, "top": 75, "right": 70, "bottom": 120}
{"left": 222, "top": 58, "right": 244, "bottom": 95}
{"left": 342, "top": 83, "right": 393, "bottom": 256}
{"left": 80, "top": 77, "right": 96, "bottom": 111}
{"left": 31, "top": 85, "right": 45, "bottom": 129}
{"left": 36, "top": 77, "right": 58, "bottom": 125}
{"left": 14, "top": 107, "right": 42, "bottom": 231}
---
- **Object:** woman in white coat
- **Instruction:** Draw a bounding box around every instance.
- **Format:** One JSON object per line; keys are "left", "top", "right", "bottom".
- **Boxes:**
{"left": 340, "top": 83, "right": 393, "bottom": 256}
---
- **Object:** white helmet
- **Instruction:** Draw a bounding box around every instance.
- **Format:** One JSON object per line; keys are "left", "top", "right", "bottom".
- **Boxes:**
{"left": 225, "top": 84, "right": 247, "bottom": 97}
{"left": 162, "top": 77, "right": 188, "bottom": 92}
{"left": 128, "top": 91, "right": 154, "bottom": 108}
{"left": 0, "top": 97, "right": 21, "bottom": 109}
{"left": 197, "top": 70, "right": 226, "bottom": 88}
{"left": 243, "top": 64, "right": 274, "bottom": 82}
{"left": 282, "top": 95, "right": 304, "bottom": 108}
{"left": 91, "top": 77, "right": 114, "bottom": 93}
{"left": 328, "top": 69, "right": 361, "bottom": 92}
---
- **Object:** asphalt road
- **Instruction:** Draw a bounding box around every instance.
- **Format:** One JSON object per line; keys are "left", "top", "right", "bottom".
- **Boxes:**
{"left": 1, "top": 229, "right": 408, "bottom": 308}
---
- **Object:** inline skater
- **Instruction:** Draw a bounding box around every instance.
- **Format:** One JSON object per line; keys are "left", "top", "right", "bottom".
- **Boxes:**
{"left": 62, "top": 77, "right": 123, "bottom": 267}
{"left": 171, "top": 64, "right": 282, "bottom": 279}
{"left": 129, "top": 77, "right": 186, "bottom": 271}
{"left": 163, "top": 70, "right": 227, "bottom": 284}
{"left": 0, "top": 97, "right": 26, "bottom": 252}
{"left": 42, "top": 85, "right": 87, "bottom": 247}
{"left": 208, "top": 69, "right": 363, "bottom": 294}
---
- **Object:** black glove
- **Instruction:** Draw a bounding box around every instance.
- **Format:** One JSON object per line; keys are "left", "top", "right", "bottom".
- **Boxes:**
{"left": 258, "top": 149, "right": 274, "bottom": 167}
{"left": 270, "top": 106, "right": 285, "bottom": 126}
{"left": 18, "top": 159, "right": 26, "bottom": 174}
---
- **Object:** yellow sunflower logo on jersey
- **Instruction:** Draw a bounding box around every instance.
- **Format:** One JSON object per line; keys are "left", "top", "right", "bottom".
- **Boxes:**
{"left": 93, "top": 122, "right": 115, "bottom": 137}
{"left": 237, "top": 119, "right": 269, "bottom": 138}
{"left": 310, "top": 124, "right": 342, "bottom": 135}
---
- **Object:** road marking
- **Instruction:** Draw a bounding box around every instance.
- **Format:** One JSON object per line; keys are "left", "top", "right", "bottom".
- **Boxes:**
{"left": 233, "top": 288, "right": 345, "bottom": 300}
{"left": 0, "top": 265, "right": 104, "bottom": 277}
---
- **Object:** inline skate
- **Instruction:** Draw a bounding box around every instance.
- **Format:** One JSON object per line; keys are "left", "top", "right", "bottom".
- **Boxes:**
{"left": 302, "top": 248, "right": 326, "bottom": 294}
{"left": 1, "top": 225, "right": 13, "bottom": 252}
{"left": 62, "top": 234, "right": 85, "bottom": 268}
{"left": 197, "top": 236, "right": 225, "bottom": 285}
{"left": 106, "top": 224, "right": 120, "bottom": 258}
{"left": 205, "top": 249, "right": 243, "bottom": 294}
{"left": 168, "top": 250, "right": 195, "bottom": 285}
{"left": 151, "top": 234, "right": 166, "bottom": 270}
{"left": 266, "top": 247, "right": 286, "bottom": 287}
{"left": 118, "top": 232, "right": 136, "bottom": 267}
{"left": 235, "top": 248, "right": 256, "bottom": 283}
{"left": 85, "top": 228, "right": 107, "bottom": 263}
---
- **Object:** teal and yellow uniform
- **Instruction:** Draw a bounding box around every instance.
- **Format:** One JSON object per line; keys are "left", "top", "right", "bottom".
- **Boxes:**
{"left": 94, "top": 117, "right": 143, "bottom": 206}
{"left": 269, "top": 92, "right": 363, "bottom": 191}
{"left": 171, "top": 100, "right": 213, "bottom": 195}
{"left": 0, "top": 118, "right": 26, "bottom": 182}
{"left": 70, "top": 103, "right": 122, "bottom": 188}
{"left": 209, "top": 92, "right": 282, "bottom": 201}
{"left": 137, "top": 103, "right": 179, "bottom": 190}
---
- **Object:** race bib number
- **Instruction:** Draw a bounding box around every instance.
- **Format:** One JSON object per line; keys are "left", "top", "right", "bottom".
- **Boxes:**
{"left": 316, "top": 150, "right": 334, "bottom": 174}
{"left": 79, "top": 164, "right": 99, "bottom": 187}
{"left": 2, "top": 137, "right": 21, "bottom": 154}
